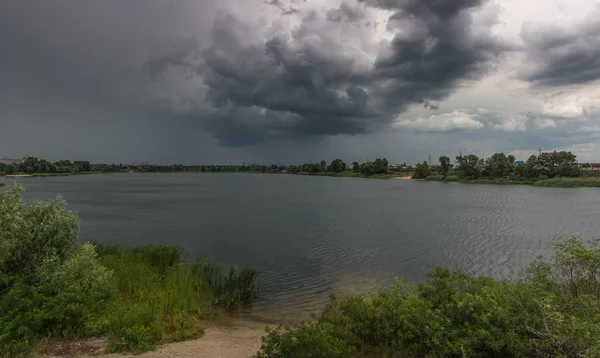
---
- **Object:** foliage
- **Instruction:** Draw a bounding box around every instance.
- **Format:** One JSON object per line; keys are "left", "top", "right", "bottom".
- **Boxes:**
{"left": 412, "top": 161, "right": 431, "bottom": 179}
{"left": 329, "top": 159, "right": 347, "bottom": 173}
{"left": 439, "top": 156, "right": 451, "bottom": 177}
{"left": 444, "top": 175, "right": 459, "bottom": 182}
{"left": 0, "top": 184, "right": 79, "bottom": 280}
{"left": 255, "top": 323, "right": 355, "bottom": 358}
{"left": 0, "top": 187, "right": 259, "bottom": 356}
{"left": 360, "top": 158, "right": 389, "bottom": 176}
{"left": 256, "top": 237, "right": 600, "bottom": 358}
{"left": 454, "top": 154, "right": 483, "bottom": 179}
{"left": 533, "top": 177, "right": 600, "bottom": 187}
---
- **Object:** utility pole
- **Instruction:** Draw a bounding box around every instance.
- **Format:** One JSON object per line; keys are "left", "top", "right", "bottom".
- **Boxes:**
{"left": 428, "top": 154, "right": 432, "bottom": 165}
{"left": 538, "top": 146, "right": 542, "bottom": 156}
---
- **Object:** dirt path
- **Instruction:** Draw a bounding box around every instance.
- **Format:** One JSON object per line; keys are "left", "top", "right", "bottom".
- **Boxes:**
{"left": 40, "top": 321, "right": 271, "bottom": 358}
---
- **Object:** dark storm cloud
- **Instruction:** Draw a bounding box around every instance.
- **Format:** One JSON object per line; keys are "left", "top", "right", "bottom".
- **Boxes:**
{"left": 194, "top": 0, "right": 503, "bottom": 145}
{"left": 365, "top": 0, "right": 502, "bottom": 114}
{"left": 520, "top": 4, "right": 600, "bottom": 87}
{"left": 264, "top": 0, "right": 300, "bottom": 15}
{"left": 144, "top": 38, "right": 201, "bottom": 79}
{"left": 326, "top": 2, "right": 366, "bottom": 23}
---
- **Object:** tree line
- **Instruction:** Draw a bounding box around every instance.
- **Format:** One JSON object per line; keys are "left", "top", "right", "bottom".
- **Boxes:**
{"left": 412, "top": 151, "right": 581, "bottom": 180}
{"left": 0, "top": 156, "right": 402, "bottom": 177}
{"left": 0, "top": 152, "right": 583, "bottom": 180}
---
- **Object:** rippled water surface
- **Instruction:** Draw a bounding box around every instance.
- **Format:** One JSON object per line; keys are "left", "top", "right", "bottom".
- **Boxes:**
{"left": 4, "top": 173, "right": 599, "bottom": 321}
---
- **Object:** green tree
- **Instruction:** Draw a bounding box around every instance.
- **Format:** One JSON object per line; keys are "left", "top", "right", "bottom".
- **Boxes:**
{"left": 319, "top": 160, "right": 327, "bottom": 172}
{"left": 352, "top": 162, "right": 360, "bottom": 173}
{"left": 439, "top": 156, "right": 450, "bottom": 176}
{"left": 329, "top": 159, "right": 346, "bottom": 173}
{"left": 484, "top": 153, "right": 514, "bottom": 178}
{"left": 455, "top": 154, "right": 481, "bottom": 179}
{"left": 413, "top": 161, "right": 431, "bottom": 179}
{"left": 0, "top": 184, "right": 79, "bottom": 278}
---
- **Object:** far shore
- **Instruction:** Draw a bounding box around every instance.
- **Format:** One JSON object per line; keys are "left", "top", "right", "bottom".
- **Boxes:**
{"left": 4, "top": 170, "right": 600, "bottom": 188}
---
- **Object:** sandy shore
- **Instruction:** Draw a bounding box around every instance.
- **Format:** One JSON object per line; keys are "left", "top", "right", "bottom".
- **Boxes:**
{"left": 4, "top": 174, "right": 33, "bottom": 177}
{"left": 39, "top": 321, "right": 271, "bottom": 358}
{"left": 393, "top": 176, "right": 413, "bottom": 180}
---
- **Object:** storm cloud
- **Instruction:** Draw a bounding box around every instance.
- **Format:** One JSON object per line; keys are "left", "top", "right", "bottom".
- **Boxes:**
{"left": 188, "top": 0, "right": 504, "bottom": 145}
{"left": 520, "top": 3, "right": 600, "bottom": 87}
{"left": 1, "top": 0, "right": 600, "bottom": 163}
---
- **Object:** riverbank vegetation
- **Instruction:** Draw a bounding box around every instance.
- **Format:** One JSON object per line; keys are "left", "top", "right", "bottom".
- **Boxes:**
{"left": 255, "top": 236, "right": 600, "bottom": 357}
{"left": 414, "top": 151, "right": 600, "bottom": 187}
{"left": 0, "top": 184, "right": 259, "bottom": 357}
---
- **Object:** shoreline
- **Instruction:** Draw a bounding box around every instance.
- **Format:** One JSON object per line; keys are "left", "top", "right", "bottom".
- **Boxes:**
{"left": 4, "top": 170, "right": 600, "bottom": 188}
{"left": 39, "top": 320, "right": 270, "bottom": 358}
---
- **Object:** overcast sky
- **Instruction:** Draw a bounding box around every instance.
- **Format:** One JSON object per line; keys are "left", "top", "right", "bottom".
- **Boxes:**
{"left": 1, "top": 0, "right": 599, "bottom": 164}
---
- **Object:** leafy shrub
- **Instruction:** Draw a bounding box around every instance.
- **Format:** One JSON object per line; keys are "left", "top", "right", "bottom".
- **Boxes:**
{"left": 105, "top": 304, "right": 162, "bottom": 353}
{"left": 0, "top": 185, "right": 259, "bottom": 356}
{"left": 444, "top": 175, "right": 459, "bottom": 182}
{"left": 0, "top": 184, "right": 79, "bottom": 278}
{"left": 254, "top": 323, "right": 354, "bottom": 358}
{"left": 256, "top": 237, "right": 600, "bottom": 358}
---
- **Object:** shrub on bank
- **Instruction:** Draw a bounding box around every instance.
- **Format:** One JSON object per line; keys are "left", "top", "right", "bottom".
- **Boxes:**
{"left": 255, "top": 237, "right": 600, "bottom": 358}
{"left": 0, "top": 184, "right": 259, "bottom": 357}
{"left": 534, "top": 177, "right": 600, "bottom": 187}
{"left": 444, "top": 175, "right": 459, "bottom": 182}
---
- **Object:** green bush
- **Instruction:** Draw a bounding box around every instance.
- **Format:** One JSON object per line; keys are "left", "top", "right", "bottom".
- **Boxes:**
{"left": 0, "top": 185, "right": 259, "bottom": 356}
{"left": 444, "top": 175, "right": 459, "bottom": 182}
{"left": 0, "top": 184, "right": 79, "bottom": 278}
{"left": 105, "top": 303, "right": 162, "bottom": 353}
{"left": 256, "top": 237, "right": 600, "bottom": 358}
{"left": 255, "top": 323, "right": 355, "bottom": 358}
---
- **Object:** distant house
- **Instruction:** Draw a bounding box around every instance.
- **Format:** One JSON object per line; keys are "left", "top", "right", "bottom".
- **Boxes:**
{"left": 0, "top": 157, "right": 23, "bottom": 166}
{"left": 514, "top": 161, "right": 523, "bottom": 165}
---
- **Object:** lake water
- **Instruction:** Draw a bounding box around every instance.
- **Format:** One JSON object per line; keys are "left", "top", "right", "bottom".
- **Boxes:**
{"left": 3, "top": 173, "right": 599, "bottom": 321}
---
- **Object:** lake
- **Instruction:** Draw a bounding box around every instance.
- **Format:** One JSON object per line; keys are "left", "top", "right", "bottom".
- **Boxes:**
{"left": 3, "top": 173, "right": 599, "bottom": 321}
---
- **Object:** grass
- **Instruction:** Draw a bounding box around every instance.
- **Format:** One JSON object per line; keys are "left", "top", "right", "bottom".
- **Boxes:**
{"left": 293, "top": 171, "right": 407, "bottom": 179}
{"left": 424, "top": 175, "right": 445, "bottom": 181}
{"left": 0, "top": 183, "right": 5, "bottom": 187}
{"left": 462, "top": 178, "right": 536, "bottom": 185}
{"left": 90, "top": 243, "right": 260, "bottom": 352}
{"left": 534, "top": 177, "right": 600, "bottom": 187}
{"left": 415, "top": 175, "right": 600, "bottom": 188}
{"left": 42, "top": 242, "right": 259, "bottom": 354}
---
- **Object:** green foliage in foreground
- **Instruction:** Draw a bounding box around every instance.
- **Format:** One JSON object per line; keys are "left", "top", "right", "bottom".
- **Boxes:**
{"left": 0, "top": 183, "right": 5, "bottom": 187}
{"left": 255, "top": 237, "right": 600, "bottom": 358}
{"left": 0, "top": 184, "right": 259, "bottom": 356}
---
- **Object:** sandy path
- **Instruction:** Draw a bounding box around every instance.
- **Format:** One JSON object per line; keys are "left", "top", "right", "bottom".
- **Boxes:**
{"left": 40, "top": 321, "right": 271, "bottom": 358}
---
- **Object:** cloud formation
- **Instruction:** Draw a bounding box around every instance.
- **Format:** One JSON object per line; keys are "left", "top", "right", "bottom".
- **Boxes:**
{"left": 394, "top": 112, "right": 484, "bottom": 133}
{"left": 1, "top": 0, "right": 600, "bottom": 163}
{"left": 520, "top": 4, "right": 600, "bottom": 87}
{"left": 188, "top": 0, "right": 503, "bottom": 145}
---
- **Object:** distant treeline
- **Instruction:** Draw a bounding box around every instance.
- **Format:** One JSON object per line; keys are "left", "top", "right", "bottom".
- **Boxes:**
{"left": 413, "top": 151, "right": 582, "bottom": 180}
{"left": 0, "top": 156, "right": 401, "bottom": 177}
{"left": 0, "top": 151, "right": 587, "bottom": 181}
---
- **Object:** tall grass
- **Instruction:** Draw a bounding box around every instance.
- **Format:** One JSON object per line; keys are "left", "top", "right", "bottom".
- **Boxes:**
{"left": 89, "top": 243, "right": 259, "bottom": 352}
{"left": 534, "top": 177, "right": 600, "bottom": 187}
